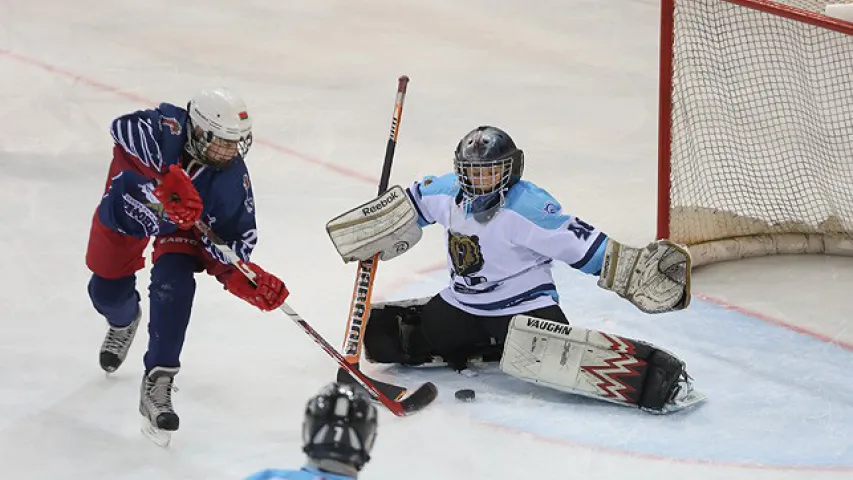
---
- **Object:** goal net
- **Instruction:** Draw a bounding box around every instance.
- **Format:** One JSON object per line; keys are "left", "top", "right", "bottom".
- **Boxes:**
{"left": 658, "top": 0, "right": 853, "bottom": 266}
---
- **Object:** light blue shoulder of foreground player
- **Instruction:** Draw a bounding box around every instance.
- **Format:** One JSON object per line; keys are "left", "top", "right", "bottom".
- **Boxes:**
{"left": 244, "top": 467, "right": 354, "bottom": 480}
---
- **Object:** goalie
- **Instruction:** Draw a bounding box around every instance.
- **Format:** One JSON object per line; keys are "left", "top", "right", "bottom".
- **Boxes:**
{"left": 326, "top": 126, "right": 700, "bottom": 413}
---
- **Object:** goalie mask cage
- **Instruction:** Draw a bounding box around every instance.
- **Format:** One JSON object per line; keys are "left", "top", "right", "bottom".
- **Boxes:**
{"left": 658, "top": 0, "right": 853, "bottom": 266}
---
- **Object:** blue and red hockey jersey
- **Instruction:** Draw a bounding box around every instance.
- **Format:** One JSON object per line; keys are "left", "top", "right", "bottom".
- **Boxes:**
{"left": 98, "top": 102, "right": 258, "bottom": 265}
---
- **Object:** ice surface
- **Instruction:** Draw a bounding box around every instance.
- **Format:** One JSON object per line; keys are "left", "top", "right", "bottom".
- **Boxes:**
{"left": 0, "top": 0, "right": 850, "bottom": 478}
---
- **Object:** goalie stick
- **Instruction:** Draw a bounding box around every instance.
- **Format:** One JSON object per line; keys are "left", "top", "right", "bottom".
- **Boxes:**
{"left": 335, "top": 75, "right": 426, "bottom": 402}
{"left": 194, "top": 220, "right": 436, "bottom": 416}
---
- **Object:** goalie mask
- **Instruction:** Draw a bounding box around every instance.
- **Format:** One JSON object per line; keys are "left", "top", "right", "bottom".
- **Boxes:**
{"left": 453, "top": 126, "right": 524, "bottom": 220}
{"left": 302, "top": 382, "right": 378, "bottom": 472}
{"left": 185, "top": 88, "right": 253, "bottom": 169}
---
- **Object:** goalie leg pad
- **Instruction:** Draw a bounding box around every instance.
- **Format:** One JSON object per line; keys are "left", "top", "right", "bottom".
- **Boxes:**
{"left": 500, "top": 315, "right": 688, "bottom": 411}
{"left": 363, "top": 297, "right": 432, "bottom": 365}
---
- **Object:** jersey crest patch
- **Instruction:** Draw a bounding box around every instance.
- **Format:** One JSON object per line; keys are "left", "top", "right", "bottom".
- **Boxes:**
{"left": 160, "top": 116, "right": 182, "bottom": 135}
{"left": 448, "top": 231, "right": 485, "bottom": 278}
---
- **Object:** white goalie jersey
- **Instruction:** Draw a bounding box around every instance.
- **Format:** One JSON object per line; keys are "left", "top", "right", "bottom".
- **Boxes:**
{"left": 406, "top": 173, "right": 609, "bottom": 317}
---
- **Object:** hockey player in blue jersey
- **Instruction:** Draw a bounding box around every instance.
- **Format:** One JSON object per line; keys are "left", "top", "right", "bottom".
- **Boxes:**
{"left": 326, "top": 126, "right": 705, "bottom": 413}
{"left": 86, "top": 88, "right": 290, "bottom": 440}
{"left": 245, "top": 382, "right": 378, "bottom": 480}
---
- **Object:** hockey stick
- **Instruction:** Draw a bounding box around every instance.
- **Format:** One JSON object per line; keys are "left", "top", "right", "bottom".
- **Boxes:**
{"left": 336, "top": 75, "right": 415, "bottom": 399}
{"left": 194, "top": 220, "right": 437, "bottom": 416}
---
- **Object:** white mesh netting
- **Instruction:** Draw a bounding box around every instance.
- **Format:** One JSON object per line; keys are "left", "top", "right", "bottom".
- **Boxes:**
{"left": 665, "top": 0, "right": 853, "bottom": 263}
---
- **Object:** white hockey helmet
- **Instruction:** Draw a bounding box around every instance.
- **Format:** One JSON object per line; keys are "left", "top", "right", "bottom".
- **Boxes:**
{"left": 185, "top": 88, "right": 253, "bottom": 168}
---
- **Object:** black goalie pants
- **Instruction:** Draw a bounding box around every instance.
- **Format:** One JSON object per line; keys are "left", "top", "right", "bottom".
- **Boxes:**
{"left": 364, "top": 293, "right": 569, "bottom": 370}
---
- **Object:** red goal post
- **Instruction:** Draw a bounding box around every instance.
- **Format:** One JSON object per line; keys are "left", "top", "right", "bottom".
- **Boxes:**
{"left": 657, "top": 0, "right": 853, "bottom": 266}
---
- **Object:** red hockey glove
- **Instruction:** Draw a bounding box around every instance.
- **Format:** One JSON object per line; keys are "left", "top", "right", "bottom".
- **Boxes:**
{"left": 225, "top": 262, "right": 290, "bottom": 311}
{"left": 153, "top": 164, "right": 203, "bottom": 229}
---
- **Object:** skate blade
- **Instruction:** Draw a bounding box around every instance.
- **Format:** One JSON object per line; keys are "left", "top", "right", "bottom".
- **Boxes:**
{"left": 643, "top": 389, "right": 708, "bottom": 415}
{"left": 141, "top": 417, "right": 172, "bottom": 447}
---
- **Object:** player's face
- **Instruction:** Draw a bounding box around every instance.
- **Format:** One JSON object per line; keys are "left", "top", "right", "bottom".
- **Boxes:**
{"left": 204, "top": 136, "right": 240, "bottom": 167}
{"left": 465, "top": 164, "right": 505, "bottom": 193}
{"left": 193, "top": 126, "right": 240, "bottom": 168}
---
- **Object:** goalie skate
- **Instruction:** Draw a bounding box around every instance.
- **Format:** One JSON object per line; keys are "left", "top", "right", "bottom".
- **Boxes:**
{"left": 643, "top": 373, "right": 707, "bottom": 415}
{"left": 139, "top": 367, "right": 180, "bottom": 447}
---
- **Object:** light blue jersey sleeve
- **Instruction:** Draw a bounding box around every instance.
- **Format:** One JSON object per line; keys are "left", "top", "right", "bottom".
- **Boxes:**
{"left": 404, "top": 172, "right": 459, "bottom": 228}
{"left": 245, "top": 467, "right": 354, "bottom": 480}
{"left": 504, "top": 181, "right": 609, "bottom": 275}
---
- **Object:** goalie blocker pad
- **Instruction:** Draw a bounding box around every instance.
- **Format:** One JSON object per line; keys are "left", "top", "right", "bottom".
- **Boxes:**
{"left": 326, "top": 185, "right": 423, "bottom": 263}
{"left": 500, "top": 315, "right": 688, "bottom": 412}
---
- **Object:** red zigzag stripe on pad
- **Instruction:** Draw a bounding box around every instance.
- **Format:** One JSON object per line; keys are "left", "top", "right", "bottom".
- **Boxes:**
{"left": 580, "top": 333, "right": 645, "bottom": 403}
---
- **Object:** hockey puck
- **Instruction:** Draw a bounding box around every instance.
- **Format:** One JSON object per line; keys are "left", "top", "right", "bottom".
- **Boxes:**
{"left": 454, "top": 389, "right": 476, "bottom": 402}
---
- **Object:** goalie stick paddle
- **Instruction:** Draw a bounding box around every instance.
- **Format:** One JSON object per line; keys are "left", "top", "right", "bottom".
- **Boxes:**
{"left": 336, "top": 75, "right": 425, "bottom": 402}
{"left": 194, "top": 220, "right": 437, "bottom": 416}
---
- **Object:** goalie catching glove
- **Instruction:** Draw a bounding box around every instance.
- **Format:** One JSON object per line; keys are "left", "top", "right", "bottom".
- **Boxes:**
{"left": 598, "top": 239, "right": 691, "bottom": 314}
{"left": 326, "top": 186, "right": 422, "bottom": 263}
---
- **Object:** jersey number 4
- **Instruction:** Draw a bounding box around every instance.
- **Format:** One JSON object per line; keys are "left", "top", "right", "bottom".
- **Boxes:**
{"left": 567, "top": 217, "right": 595, "bottom": 240}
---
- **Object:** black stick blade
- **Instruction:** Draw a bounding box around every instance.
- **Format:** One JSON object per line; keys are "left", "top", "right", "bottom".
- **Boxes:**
{"left": 337, "top": 367, "right": 407, "bottom": 401}
{"left": 401, "top": 382, "right": 438, "bottom": 415}
{"left": 336, "top": 366, "right": 437, "bottom": 415}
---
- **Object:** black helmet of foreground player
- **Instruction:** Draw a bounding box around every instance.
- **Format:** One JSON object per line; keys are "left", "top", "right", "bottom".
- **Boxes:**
{"left": 453, "top": 125, "right": 524, "bottom": 221}
{"left": 302, "top": 382, "right": 378, "bottom": 476}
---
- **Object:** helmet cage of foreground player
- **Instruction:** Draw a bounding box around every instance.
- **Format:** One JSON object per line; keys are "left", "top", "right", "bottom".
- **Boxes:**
{"left": 302, "top": 383, "right": 378, "bottom": 471}
{"left": 185, "top": 88, "right": 253, "bottom": 169}
{"left": 453, "top": 125, "right": 524, "bottom": 202}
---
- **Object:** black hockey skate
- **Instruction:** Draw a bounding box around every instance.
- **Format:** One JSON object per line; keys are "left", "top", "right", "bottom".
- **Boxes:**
{"left": 139, "top": 366, "right": 180, "bottom": 447}
{"left": 99, "top": 309, "right": 141, "bottom": 373}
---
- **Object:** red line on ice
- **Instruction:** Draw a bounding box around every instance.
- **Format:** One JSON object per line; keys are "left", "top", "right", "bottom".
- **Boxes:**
{"left": 0, "top": 48, "right": 377, "bottom": 186}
